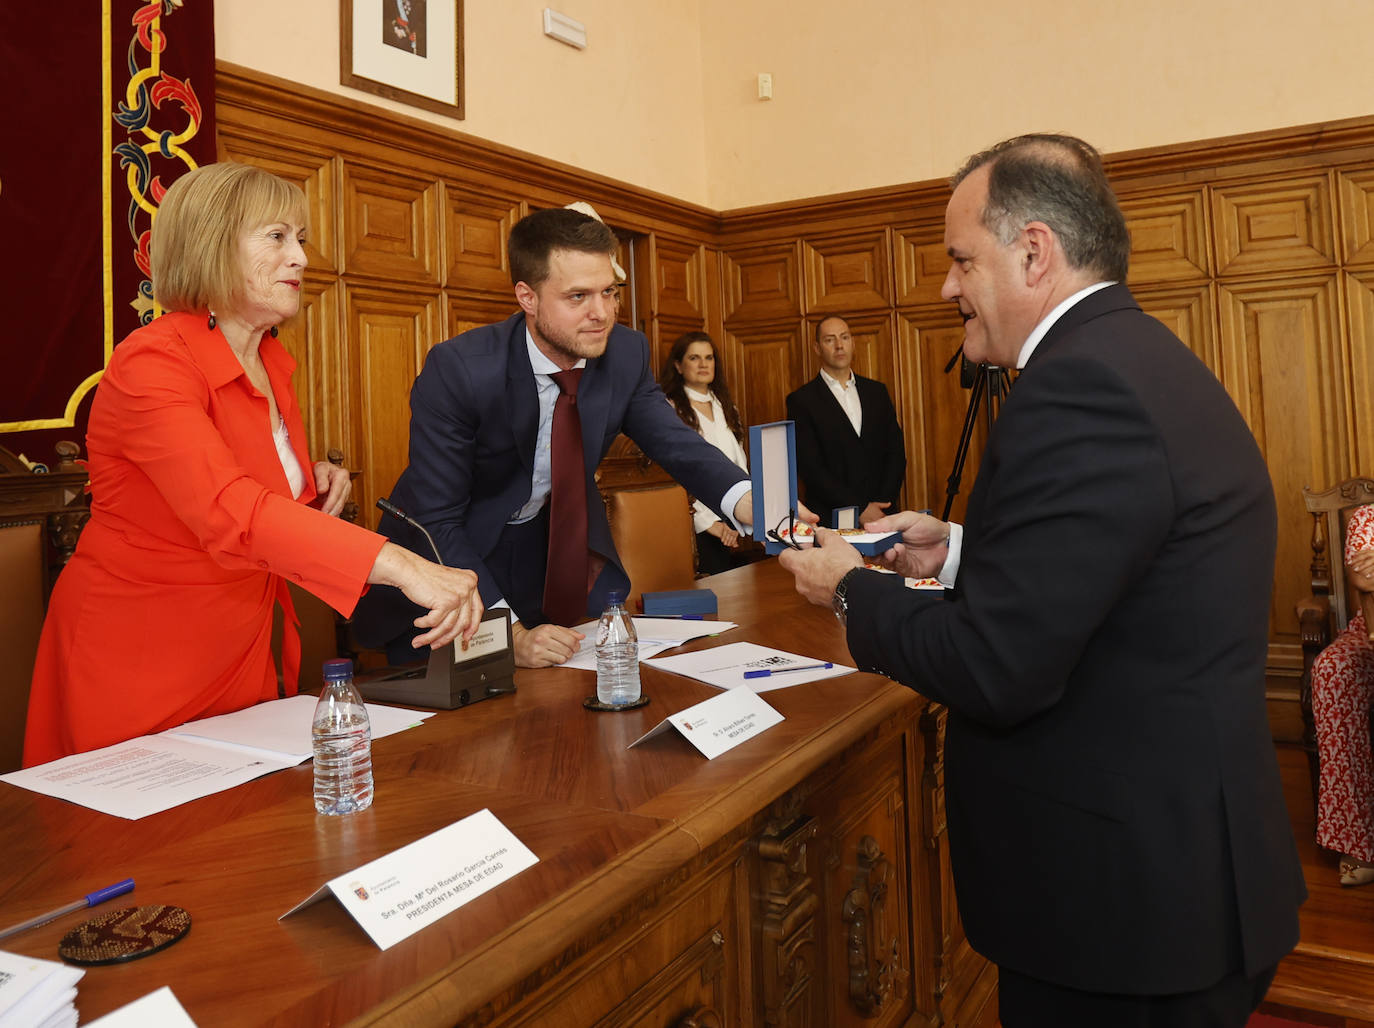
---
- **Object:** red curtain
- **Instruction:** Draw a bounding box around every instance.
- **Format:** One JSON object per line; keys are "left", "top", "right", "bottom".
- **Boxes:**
{"left": 0, "top": 1, "right": 216, "bottom": 465}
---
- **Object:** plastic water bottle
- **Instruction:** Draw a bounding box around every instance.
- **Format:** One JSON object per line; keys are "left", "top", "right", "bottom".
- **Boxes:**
{"left": 313, "top": 658, "right": 374, "bottom": 814}
{"left": 596, "top": 590, "right": 641, "bottom": 706}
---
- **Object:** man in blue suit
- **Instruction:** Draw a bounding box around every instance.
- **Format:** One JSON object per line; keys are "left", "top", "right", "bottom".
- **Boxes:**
{"left": 354, "top": 208, "right": 752, "bottom": 667}
{"left": 778, "top": 135, "right": 1303, "bottom": 1026}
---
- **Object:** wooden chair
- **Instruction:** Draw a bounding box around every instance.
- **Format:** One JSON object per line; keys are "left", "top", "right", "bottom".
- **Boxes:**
{"left": 1296, "top": 476, "right": 1374, "bottom": 815}
{"left": 603, "top": 481, "right": 699, "bottom": 613}
{"left": 0, "top": 442, "right": 90, "bottom": 773}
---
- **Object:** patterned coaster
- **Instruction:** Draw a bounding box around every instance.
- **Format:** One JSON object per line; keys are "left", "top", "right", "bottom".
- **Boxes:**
{"left": 58, "top": 904, "right": 192, "bottom": 966}
{"left": 583, "top": 695, "right": 650, "bottom": 712}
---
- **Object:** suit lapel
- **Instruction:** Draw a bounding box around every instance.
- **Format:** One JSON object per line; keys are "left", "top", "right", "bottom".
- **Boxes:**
{"left": 812, "top": 375, "right": 860, "bottom": 440}
{"left": 505, "top": 314, "right": 539, "bottom": 481}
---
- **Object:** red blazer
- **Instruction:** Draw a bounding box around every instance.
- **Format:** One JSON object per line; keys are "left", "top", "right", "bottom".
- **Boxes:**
{"left": 23, "top": 312, "right": 384, "bottom": 766}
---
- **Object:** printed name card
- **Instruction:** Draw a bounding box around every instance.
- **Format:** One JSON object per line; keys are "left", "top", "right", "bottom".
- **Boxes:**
{"left": 629, "top": 687, "right": 783, "bottom": 759}
{"left": 281, "top": 808, "right": 538, "bottom": 950}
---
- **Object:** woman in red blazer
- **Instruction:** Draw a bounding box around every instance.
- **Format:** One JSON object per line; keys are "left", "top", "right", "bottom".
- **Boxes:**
{"left": 23, "top": 164, "right": 482, "bottom": 766}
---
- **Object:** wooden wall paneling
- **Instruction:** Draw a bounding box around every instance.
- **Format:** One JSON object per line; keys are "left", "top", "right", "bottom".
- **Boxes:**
{"left": 1217, "top": 274, "right": 1344, "bottom": 666}
{"left": 342, "top": 160, "right": 442, "bottom": 284}
{"left": 446, "top": 295, "right": 519, "bottom": 346}
{"left": 802, "top": 227, "right": 894, "bottom": 315}
{"left": 216, "top": 133, "right": 342, "bottom": 275}
{"left": 1338, "top": 166, "right": 1374, "bottom": 266}
{"left": 893, "top": 219, "right": 955, "bottom": 308}
{"left": 1119, "top": 188, "right": 1211, "bottom": 283}
{"left": 725, "top": 321, "right": 805, "bottom": 434}
{"left": 721, "top": 241, "right": 803, "bottom": 325}
{"left": 897, "top": 309, "right": 978, "bottom": 520}
{"left": 1342, "top": 269, "right": 1374, "bottom": 475}
{"left": 276, "top": 281, "right": 345, "bottom": 464}
{"left": 1131, "top": 283, "right": 1220, "bottom": 372}
{"left": 443, "top": 184, "right": 525, "bottom": 298}
{"left": 1212, "top": 174, "right": 1336, "bottom": 276}
{"left": 651, "top": 237, "right": 710, "bottom": 323}
{"left": 344, "top": 284, "right": 443, "bottom": 530}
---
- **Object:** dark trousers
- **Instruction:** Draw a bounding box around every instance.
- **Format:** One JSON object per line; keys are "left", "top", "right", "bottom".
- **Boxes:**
{"left": 695, "top": 530, "right": 744, "bottom": 576}
{"left": 998, "top": 962, "right": 1279, "bottom": 1028}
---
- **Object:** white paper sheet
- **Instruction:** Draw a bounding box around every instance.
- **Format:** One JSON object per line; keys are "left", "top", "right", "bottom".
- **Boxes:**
{"left": 556, "top": 618, "right": 738, "bottom": 671}
{"left": 0, "top": 950, "right": 83, "bottom": 1028}
{"left": 628, "top": 687, "right": 784, "bottom": 758}
{"left": 645, "top": 641, "right": 855, "bottom": 692}
{"left": 84, "top": 987, "right": 196, "bottom": 1027}
{"left": 0, "top": 697, "right": 435, "bottom": 820}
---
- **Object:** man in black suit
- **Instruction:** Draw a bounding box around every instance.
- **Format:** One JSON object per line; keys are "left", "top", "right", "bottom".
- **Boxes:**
{"left": 353, "top": 209, "right": 753, "bottom": 668}
{"left": 778, "top": 134, "right": 1304, "bottom": 1026}
{"left": 785, "top": 316, "right": 906, "bottom": 527}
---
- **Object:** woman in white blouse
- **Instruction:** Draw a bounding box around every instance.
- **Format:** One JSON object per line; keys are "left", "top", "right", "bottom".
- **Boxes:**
{"left": 658, "top": 332, "right": 751, "bottom": 574}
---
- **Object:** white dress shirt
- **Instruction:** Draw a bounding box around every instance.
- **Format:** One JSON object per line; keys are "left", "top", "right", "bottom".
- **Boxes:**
{"left": 819, "top": 367, "right": 863, "bottom": 435}
{"left": 679, "top": 386, "right": 750, "bottom": 534}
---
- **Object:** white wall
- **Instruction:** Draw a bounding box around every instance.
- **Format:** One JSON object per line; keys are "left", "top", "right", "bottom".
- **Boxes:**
{"left": 217, "top": 0, "right": 1374, "bottom": 210}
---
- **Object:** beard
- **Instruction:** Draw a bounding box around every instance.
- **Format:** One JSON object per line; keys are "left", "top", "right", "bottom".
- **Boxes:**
{"left": 533, "top": 309, "right": 612, "bottom": 365}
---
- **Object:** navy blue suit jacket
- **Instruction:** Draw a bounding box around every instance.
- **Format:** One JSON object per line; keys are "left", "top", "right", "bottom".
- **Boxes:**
{"left": 355, "top": 312, "right": 748, "bottom": 646}
{"left": 844, "top": 286, "right": 1304, "bottom": 994}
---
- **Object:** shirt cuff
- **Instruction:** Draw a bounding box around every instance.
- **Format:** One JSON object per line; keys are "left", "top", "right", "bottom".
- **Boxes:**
{"left": 720, "top": 480, "right": 752, "bottom": 535}
{"left": 937, "top": 522, "right": 963, "bottom": 587}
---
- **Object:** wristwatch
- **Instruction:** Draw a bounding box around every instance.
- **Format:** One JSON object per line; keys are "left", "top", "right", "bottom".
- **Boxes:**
{"left": 832, "top": 567, "right": 863, "bottom": 626}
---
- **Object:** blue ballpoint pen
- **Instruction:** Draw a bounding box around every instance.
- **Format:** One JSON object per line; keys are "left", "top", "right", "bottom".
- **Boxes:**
{"left": 742, "top": 662, "right": 833, "bottom": 679}
{"left": 0, "top": 878, "right": 136, "bottom": 941}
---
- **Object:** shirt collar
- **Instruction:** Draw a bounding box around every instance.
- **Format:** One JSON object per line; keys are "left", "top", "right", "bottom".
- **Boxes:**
{"left": 819, "top": 366, "right": 854, "bottom": 389}
{"left": 176, "top": 311, "right": 295, "bottom": 390}
{"left": 1014, "top": 281, "right": 1115, "bottom": 369}
{"left": 525, "top": 327, "right": 586, "bottom": 375}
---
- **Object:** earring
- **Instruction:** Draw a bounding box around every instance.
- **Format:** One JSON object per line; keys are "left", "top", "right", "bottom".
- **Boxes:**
{"left": 270, "top": 326, "right": 279, "bottom": 338}
{"left": 207, "top": 312, "right": 217, "bottom": 330}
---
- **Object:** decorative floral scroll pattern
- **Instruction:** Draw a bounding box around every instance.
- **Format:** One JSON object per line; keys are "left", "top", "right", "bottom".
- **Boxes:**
{"left": 113, "top": 0, "right": 204, "bottom": 326}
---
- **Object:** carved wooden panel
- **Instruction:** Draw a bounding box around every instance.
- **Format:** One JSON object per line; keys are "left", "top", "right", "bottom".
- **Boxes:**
{"left": 443, "top": 185, "right": 524, "bottom": 296}
{"left": 500, "top": 855, "right": 745, "bottom": 1027}
{"left": 1121, "top": 189, "right": 1210, "bottom": 283}
{"left": 343, "top": 285, "right": 442, "bottom": 529}
{"left": 757, "top": 809, "right": 819, "bottom": 1027}
{"left": 446, "top": 295, "right": 520, "bottom": 350}
{"left": 893, "top": 220, "right": 953, "bottom": 308}
{"left": 896, "top": 309, "right": 978, "bottom": 521}
{"left": 812, "top": 738, "right": 913, "bottom": 1028}
{"left": 1342, "top": 269, "right": 1374, "bottom": 477}
{"left": 1338, "top": 167, "right": 1374, "bottom": 266}
{"left": 216, "top": 132, "right": 340, "bottom": 274}
{"left": 1132, "top": 283, "right": 1219, "bottom": 372}
{"left": 802, "top": 228, "right": 892, "bottom": 314}
{"left": 342, "top": 161, "right": 441, "bottom": 284}
{"left": 721, "top": 242, "right": 802, "bottom": 324}
{"left": 653, "top": 238, "right": 710, "bottom": 321}
{"left": 275, "top": 281, "right": 344, "bottom": 466}
{"left": 726, "top": 322, "right": 805, "bottom": 435}
{"left": 1218, "top": 275, "right": 1343, "bottom": 655}
{"left": 1213, "top": 175, "right": 1335, "bottom": 275}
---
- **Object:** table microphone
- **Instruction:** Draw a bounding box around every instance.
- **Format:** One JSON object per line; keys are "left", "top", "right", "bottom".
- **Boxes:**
{"left": 376, "top": 497, "right": 444, "bottom": 567}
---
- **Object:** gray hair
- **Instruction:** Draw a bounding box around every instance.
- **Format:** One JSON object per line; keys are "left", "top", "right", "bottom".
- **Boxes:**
{"left": 952, "top": 134, "right": 1130, "bottom": 282}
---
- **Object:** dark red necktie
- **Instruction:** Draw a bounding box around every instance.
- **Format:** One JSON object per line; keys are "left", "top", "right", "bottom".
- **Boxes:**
{"left": 543, "top": 369, "right": 590, "bottom": 625}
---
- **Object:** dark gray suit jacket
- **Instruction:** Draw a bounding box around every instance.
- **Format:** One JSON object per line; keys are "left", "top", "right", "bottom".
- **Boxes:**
{"left": 845, "top": 285, "right": 1304, "bottom": 993}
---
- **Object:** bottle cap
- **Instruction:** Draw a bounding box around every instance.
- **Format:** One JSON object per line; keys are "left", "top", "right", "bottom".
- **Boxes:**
{"left": 322, "top": 657, "right": 354, "bottom": 680}
{"left": 605, "top": 590, "right": 626, "bottom": 606}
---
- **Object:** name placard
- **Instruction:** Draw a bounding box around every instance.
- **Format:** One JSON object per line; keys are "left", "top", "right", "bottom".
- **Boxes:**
{"left": 629, "top": 687, "right": 783, "bottom": 759}
{"left": 281, "top": 808, "right": 538, "bottom": 950}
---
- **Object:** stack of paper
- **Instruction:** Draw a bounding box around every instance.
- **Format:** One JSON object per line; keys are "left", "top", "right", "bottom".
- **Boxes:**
{"left": 558, "top": 617, "right": 738, "bottom": 671}
{"left": 0, "top": 950, "right": 84, "bottom": 1028}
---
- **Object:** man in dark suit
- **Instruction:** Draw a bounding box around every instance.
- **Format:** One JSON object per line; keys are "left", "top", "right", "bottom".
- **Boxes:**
{"left": 353, "top": 208, "right": 752, "bottom": 668}
{"left": 778, "top": 134, "right": 1304, "bottom": 1026}
{"left": 785, "top": 316, "right": 906, "bottom": 527}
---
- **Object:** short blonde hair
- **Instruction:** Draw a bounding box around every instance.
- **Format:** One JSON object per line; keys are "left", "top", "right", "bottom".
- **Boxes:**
{"left": 151, "top": 163, "right": 308, "bottom": 314}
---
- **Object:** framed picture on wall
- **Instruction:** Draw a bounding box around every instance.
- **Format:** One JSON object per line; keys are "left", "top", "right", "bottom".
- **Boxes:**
{"left": 340, "top": 0, "right": 464, "bottom": 119}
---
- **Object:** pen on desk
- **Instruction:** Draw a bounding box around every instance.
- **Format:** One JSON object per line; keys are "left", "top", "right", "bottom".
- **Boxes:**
{"left": 742, "top": 662, "right": 833, "bottom": 679}
{"left": 653, "top": 614, "right": 704, "bottom": 620}
{"left": 0, "top": 878, "right": 136, "bottom": 941}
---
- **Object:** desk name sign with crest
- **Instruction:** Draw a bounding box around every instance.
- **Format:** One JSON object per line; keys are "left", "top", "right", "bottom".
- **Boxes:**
{"left": 357, "top": 607, "right": 515, "bottom": 710}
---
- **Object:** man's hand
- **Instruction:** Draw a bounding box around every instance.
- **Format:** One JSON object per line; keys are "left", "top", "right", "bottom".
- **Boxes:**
{"left": 513, "top": 622, "right": 585, "bottom": 668}
{"left": 859, "top": 501, "right": 891, "bottom": 527}
{"left": 865, "top": 510, "right": 952, "bottom": 580}
{"left": 313, "top": 461, "right": 352, "bottom": 517}
{"left": 777, "top": 527, "right": 863, "bottom": 607}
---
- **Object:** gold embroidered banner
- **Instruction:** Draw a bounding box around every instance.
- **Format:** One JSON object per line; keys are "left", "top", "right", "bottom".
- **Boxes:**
{"left": 0, "top": 0, "right": 216, "bottom": 463}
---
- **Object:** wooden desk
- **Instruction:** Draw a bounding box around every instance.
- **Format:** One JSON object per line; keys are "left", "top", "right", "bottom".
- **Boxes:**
{"left": 0, "top": 561, "right": 995, "bottom": 1027}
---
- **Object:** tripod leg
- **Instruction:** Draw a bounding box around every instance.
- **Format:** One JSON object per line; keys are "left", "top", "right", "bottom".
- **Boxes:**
{"left": 942, "top": 370, "right": 986, "bottom": 522}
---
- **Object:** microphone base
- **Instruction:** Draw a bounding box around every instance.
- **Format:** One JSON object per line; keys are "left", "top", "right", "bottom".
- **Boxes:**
{"left": 357, "top": 609, "right": 516, "bottom": 710}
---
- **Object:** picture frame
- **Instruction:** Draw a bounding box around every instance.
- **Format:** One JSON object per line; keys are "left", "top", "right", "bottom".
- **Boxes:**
{"left": 340, "top": 0, "right": 464, "bottom": 120}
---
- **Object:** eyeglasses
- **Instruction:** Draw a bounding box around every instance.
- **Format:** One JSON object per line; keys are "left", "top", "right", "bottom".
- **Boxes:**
{"left": 767, "top": 509, "right": 805, "bottom": 551}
